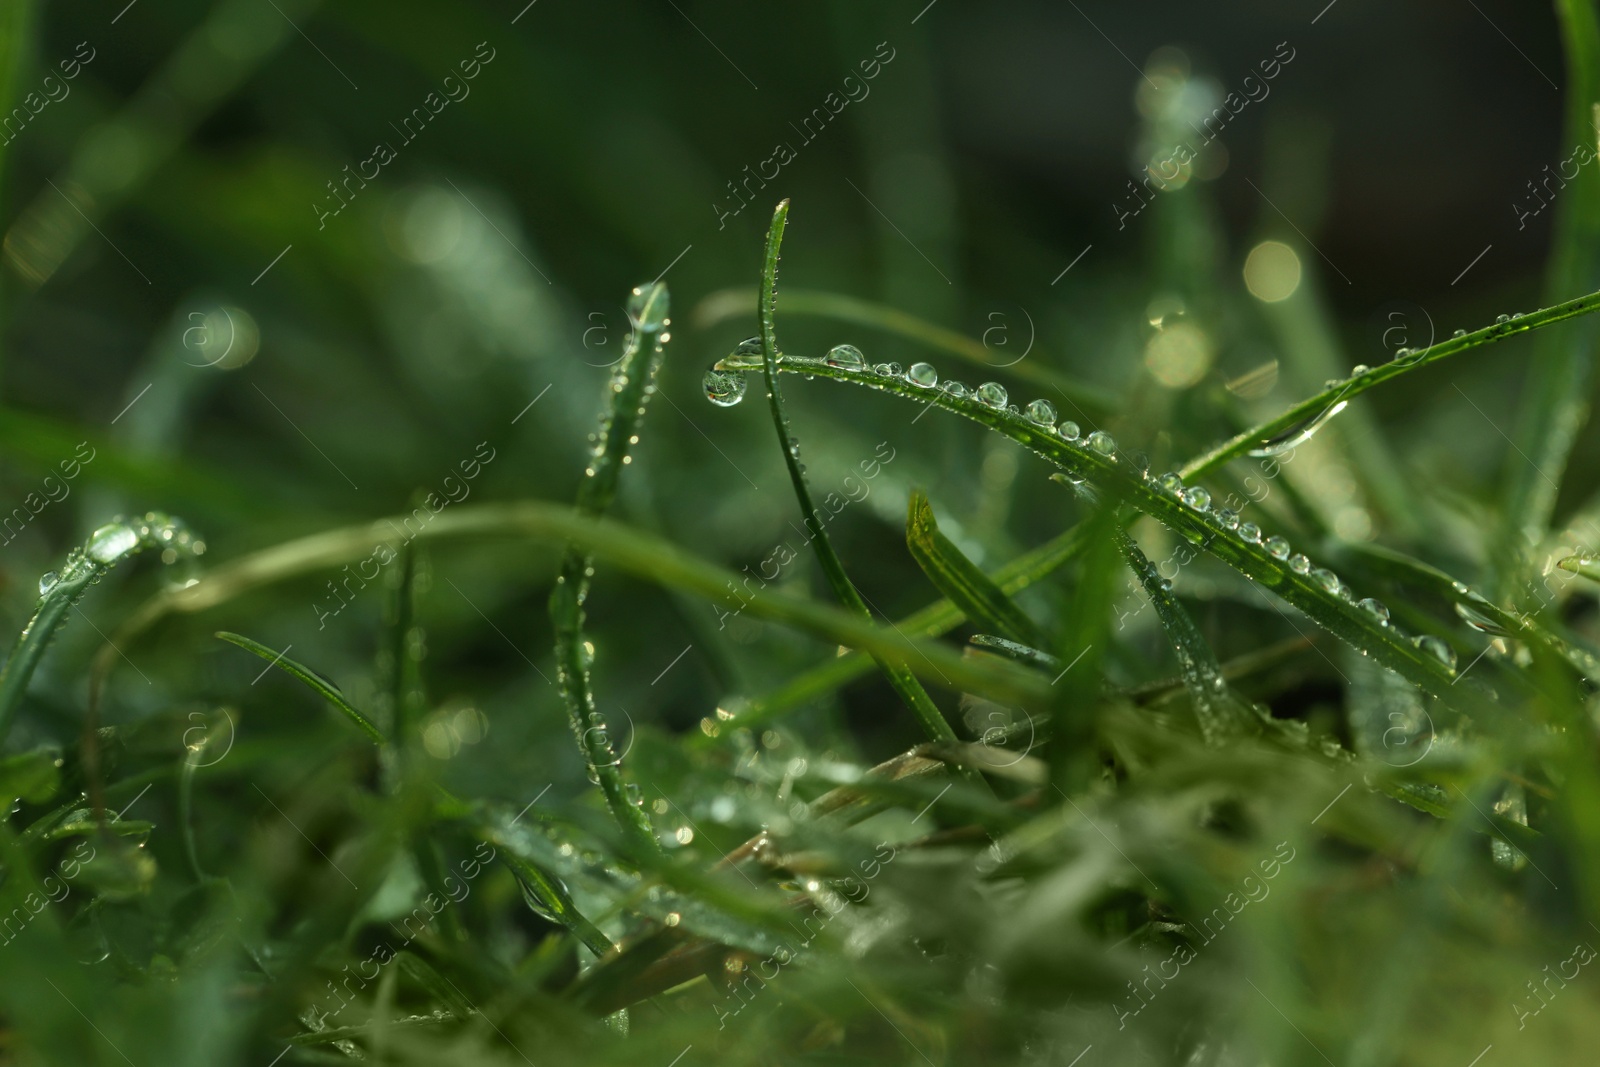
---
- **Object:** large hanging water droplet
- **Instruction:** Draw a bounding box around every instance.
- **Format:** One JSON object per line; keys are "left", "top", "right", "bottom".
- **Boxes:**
{"left": 626, "top": 282, "right": 670, "bottom": 332}
{"left": 826, "top": 344, "right": 865, "bottom": 370}
{"left": 1413, "top": 634, "right": 1458, "bottom": 671}
{"left": 703, "top": 368, "right": 747, "bottom": 407}
{"left": 907, "top": 362, "right": 938, "bottom": 388}
{"left": 1264, "top": 536, "right": 1290, "bottom": 560}
{"left": 1025, "top": 399, "right": 1057, "bottom": 426}
{"left": 86, "top": 524, "right": 140, "bottom": 564}
{"left": 976, "top": 382, "right": 1008, "bottom": 408}
{"left": 1454, "top": 601, "right": 1509, "bottom": 636}
{"left": 1249, "top": 400, "right": 1349, "bottom": 458}
{"left": 38, "top": 572, "right": 59, "bottom": 597}
{"left": 1087, "top": 431, "right": 1116, "bottom": 456}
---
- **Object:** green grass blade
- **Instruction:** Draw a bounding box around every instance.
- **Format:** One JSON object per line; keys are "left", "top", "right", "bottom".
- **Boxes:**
{"left": 1494, "top": 1, "right": 1600, "bottom": 579}
{"left": 0, "top": 513, "right": 200, "bottom": 744}
{"left": 94, "top": 503, "right": 1056, "bottom": 715}
{"left": 498, "top": 848, "right": 616, "bottom": 960}
{"left": 549, "top": 281, "right": 671, "bottom": 856}
{"left": 1180, "top": 286, "right": 1600, "bottom": 482}
{"left": 754, "top": 201, "right": 957, "bottom": 744}
{"left": 694, "top": 286, "right": 1118, "bottom": 417}
{"left": 215, "top": 631, "right": 384, "bottom": 745}
{"left": 719, "top": 522, "right": 1091, "bottom": 733}
{"left": 1109, "top": 519, "right": 1252, "bottom": 741}
{"left": 725, "top": 351, "right": 1469, "bottom": 700}
{"left": 906, "top": 489, "right": 1045, "bottom": 648}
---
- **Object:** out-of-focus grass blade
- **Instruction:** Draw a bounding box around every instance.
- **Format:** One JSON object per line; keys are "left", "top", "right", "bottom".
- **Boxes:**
{"left": 906, "top": 489, "right": 1045, "bottom": 648}
{"left": 215, "top": 631, "right": 383, "bottom": 745}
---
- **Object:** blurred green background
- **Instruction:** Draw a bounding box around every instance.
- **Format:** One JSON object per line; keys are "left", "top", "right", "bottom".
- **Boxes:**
{"left": 0, "top": 3, "right": 1596, "bottom": 1062}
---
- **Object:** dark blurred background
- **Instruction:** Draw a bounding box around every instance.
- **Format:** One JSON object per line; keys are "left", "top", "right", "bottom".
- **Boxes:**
{"left": 0, "top": 0, "right": 1580, "bottom": 782}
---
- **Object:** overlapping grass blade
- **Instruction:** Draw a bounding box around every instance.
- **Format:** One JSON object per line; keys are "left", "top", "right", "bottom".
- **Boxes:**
{"left": 906, "top": 489, "right": 1045, "bottom": 648}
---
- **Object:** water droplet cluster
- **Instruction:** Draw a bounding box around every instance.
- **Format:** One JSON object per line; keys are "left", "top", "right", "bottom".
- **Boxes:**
{"left": 705, "top": 345, "right": 1480, "bottom": 678}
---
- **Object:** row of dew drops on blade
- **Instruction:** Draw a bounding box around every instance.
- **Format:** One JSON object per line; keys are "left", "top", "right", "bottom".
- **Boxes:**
{"left": 703, "top": 338, "right": 1495, "bottom": 677}
{"left": 36, "top": 512, "right": 206, "bottom": 604}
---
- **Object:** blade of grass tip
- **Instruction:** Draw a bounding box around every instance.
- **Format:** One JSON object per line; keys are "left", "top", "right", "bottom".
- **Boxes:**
{"left": 0, "top": 512, "right": 201, "bottom": 745}
{"left": 693, "top": 286, "right": 1119, "bottom": 418}
{"left": 735, "top": 351, "right": 1474, "bottom": 703}
{"left": 215, "top": 631, "right": 384, "bottom": 745}
{"left": 1101, "top": 505, "right": 1254, "bottom": 742}
{"left": 906, "top": 489, "right": 1046, "bottom": 648}
{"left": 754, "top": 200, "right": 958, "bottom": 745}
{"left": 549, "top": 280, "right": 671, "bottom": 857}
{"left": 1494, "top": 1, "right": 1600, "bottom": 589}
{"left": 719, "top": 521, "right": 1091, "bottom": 734}
{"left": 1180, "top": 285, "right": 1600, "bottom": 483}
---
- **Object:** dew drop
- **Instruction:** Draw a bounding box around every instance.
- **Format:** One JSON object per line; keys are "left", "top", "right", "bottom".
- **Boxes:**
{"left": 1249, "top": 399, "right": 1349, "bottom": 458}
{"left": 976, "top": 382, "right": 1009, "bottom": 408}
{"left": 1413, "top": 634, "right": 1458, "bottom": 671}
{"left": 1288, "top": 553, "right": 1311, "bottom": 575}
{"left": 1211, "top": 508, "right": 1237, "bottom": 531}
{"left": 1087, "top": 430, "right": 1117, "bottom": 456}
{"left": 942, "top": 380, "right": 970, "bottom": 399}
{"left": 907, "top": 361, "right": 938, "bottom": 388}
{"left": 1157, "top": 472, "right": 1184, "bottom": 494}
{"left": 1238, "top": 522, "right": 1262, "bottom": 544}
{"left": 1181, "top": 487, "right": 1211, "bottom": 512}
{"left": 626, "top": 282, "right": 670, "bottom": 332}
{"left": 720, "top": 336, "right": 765, "bottom": 369}
{"left": 1452, "top": 328, "right": 1467, "bottom": 338}
{"left": 1352, "top": 364, "right": 1369, "bottom": 375}
{"left": 38, "top": 572, "right": 59, "bottom": 597}
{"left": 1264, "top": 535, "right": 1291, "bottom": 560}
{"left": 1309, "top": 567, "right": 1341, "bottom": 594}
{"left": 1496, "top": 314, "right": 1511, "bottom": 324}
{"left": 703, "top": 368, "right": 747, "bottom": 407}
{"left": 825, "top": 344, "right": 865, "bottom": 370}
{"left": 1357, "top": 597, "right": 1390, "bottom": 624}
{"left": 874, "top": 362, "right": 903, "bottom": 378}
{"left": 86, "top": 524, "right": 140, "bottom": 564}
{"left": 1058, "top": 420, "right": 1081, "bottom": 441}
{"left": 1025, "top": 399, "right": 1057, "bottom": 425}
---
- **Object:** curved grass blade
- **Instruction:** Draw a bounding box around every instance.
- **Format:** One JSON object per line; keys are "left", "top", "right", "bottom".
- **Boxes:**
{"left": 906, "top": 489, "right": 1045, "bottom": 648}
{"left": 215, "top": 631, "right": 383, "bottom": 745}
{"left": 1106, "top": 515, "right": 1253, "bottom": 741}
{"left": 91, "top": 502, "right": 1054, "bottom": 713}
{"left": 694, "top": 286, "right": 1118, "bottom": 417}
{"left": 0, "top": 512, "right": 201, "bottom": 745}
{"left": 549, "top": 281, "right": 671, "bottom": 856}
{"left": 1181, "top": 285, "right": 1600, "bottom": 482}
{"left": 724, "top": 521, "right": 1091, "bottom": 734}
{"left": 969, "top": 634, "right": 1060, "bottom": 672}
{"left": 754, "top": 200, "right": 957, "bottom": 744}
{"left": 719, "top": 351, "right": 1472, "bottom": 701}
